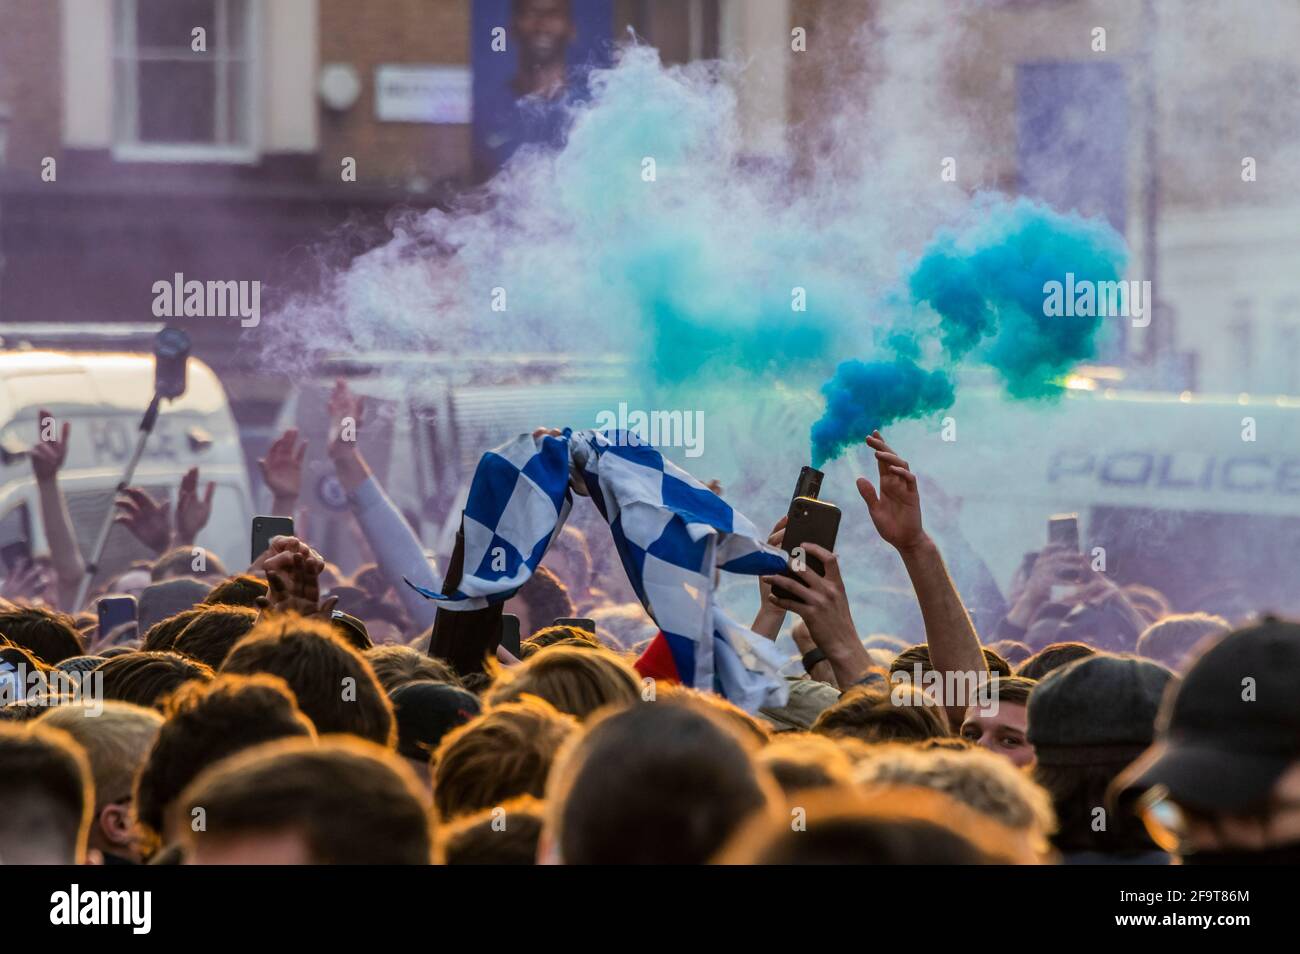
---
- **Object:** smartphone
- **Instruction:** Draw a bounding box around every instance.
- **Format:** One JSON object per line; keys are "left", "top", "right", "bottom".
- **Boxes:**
{"left": 554, "top": 617, "right": 595, "bottom": 635}
{"left": 1048, "top": 513, "right": 1080, "bottom": 550}
{"left": 97, "top": 595, "right": 138, "bottom": 638}
{"left": 251, "top": 515, "right": 295, "bottom": 562}
{"left": 791, "top": 466, "right": 824, "bottom": 502}
{"left": 773, "top": 496, "right": 841, "bottom": 601}
{"left": 500, "top": 613, "right": 522, "bottom": 658}
{"left": 1, "top": 539, "right": 31, "bottom": 575}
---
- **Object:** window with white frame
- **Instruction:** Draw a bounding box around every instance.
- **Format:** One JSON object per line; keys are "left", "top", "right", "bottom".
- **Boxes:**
{"left": 113, "top": 0, "right": 256, "bottom": 159}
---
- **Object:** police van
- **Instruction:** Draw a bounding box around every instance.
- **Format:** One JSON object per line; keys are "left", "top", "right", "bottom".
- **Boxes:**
{"left": 0, "top": 325, "right": 254, "bottom": 588}
{"left": 277, "top": 354, "right": 1300, "bottom": 619}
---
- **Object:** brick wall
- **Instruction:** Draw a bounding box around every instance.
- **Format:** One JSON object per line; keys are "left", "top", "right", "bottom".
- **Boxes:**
{"left": 0, "top": 0, "right": 62, "bottom": 171}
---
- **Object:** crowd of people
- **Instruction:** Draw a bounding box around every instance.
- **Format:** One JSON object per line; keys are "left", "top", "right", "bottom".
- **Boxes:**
{"left": 2, "top": 381, "right": 1298, "bottom": 866}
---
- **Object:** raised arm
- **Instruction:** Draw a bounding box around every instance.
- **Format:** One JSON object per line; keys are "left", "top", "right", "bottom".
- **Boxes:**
{"left": 857, "top": 431, "right": 986, "bottom": 726}
{"left": 30, "top": 409, "right": 86, "bottom": 609}
{"left": 327, "top": 381, "right": 439, "bottom": 629}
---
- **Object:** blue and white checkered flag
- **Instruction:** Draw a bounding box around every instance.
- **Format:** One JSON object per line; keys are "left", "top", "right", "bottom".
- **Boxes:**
{"left": 409, "top": 428, "right": 791, "bottom": 711}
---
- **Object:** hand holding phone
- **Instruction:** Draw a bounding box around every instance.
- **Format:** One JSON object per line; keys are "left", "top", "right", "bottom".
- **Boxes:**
{"left": 252, "top": 515, "right": 295, "bottom": 563}
{"left": 773, "top": 496, "right": 841, "bottom": 601}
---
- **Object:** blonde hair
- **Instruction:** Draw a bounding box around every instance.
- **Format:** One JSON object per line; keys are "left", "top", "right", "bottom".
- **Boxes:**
{"left": 39, "top": 701, "right": 164, "bottom": 806}
{"left": 856, "top": 743, "right": 1056, "bottom": 843}
{"left": 486, "top": 645, "right": 641, "bottom": 720}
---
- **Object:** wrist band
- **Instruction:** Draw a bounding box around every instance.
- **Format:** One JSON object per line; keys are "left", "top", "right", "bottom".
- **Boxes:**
{"left": 801, "top": 647, "right": 828, "bottom": 672}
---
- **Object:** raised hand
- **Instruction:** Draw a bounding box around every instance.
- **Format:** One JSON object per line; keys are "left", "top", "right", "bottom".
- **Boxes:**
{"left": 175, "top": 467, "right": 216, "bottom": 545}
{"left": 114, "top": 488, "right": 172, "bottom": 555}
{"left": 856, "top": 431, "right": 925, "bottom": 553}
{"left": 761, "top": 541, "right": 871, "bottom": 686}
{"left": 256, "top": 535, "right": 337, "bottom": 620}
{"left": 258, "top": 428, "right": 307, "bottom": 503}
{"left": 30, "top": 409, "right": 70, "bottom": 482}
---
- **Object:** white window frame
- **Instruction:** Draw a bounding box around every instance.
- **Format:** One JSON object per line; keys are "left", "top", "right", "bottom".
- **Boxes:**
{"left": 112, "top": 0, "right": 261, "bottom": 163}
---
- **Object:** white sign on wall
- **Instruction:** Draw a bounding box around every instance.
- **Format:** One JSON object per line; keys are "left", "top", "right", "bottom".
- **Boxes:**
{"left": 374, "top": 65, "right": 471, "bottom": 124}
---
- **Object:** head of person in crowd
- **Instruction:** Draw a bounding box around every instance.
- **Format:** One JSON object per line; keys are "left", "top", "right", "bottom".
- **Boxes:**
{"left": 507, "top": 566, "right": 573, "bottom": 640}
{"left": 1053, "top": 593, "right": 1148, "bottom": 654}
{"left": 179, "top": 736, "right": 432, "bottom": 864}
{"left": 141, "top": 607, "right": 206, "bottom": 653}
{"left": 171, "top": 605, "right": 259, "bottom": 669}
{"left": 857, "top": 744, "right": 1056, "bottom": 860}
{"left": 987, "top": 639, "right": 1032, "bottom": 667}
{"left": 1135, "top": 612, "right": 1230, "bottom": 673}
{"left": 715, "top": 786, "right": 1012, "bottom": 865}
{"left": 105, "top": 563, "right": 153, "bottom": 601}
{"left": 351, "top": 563, "right": 391, "bottom": 601}
{"left": 890, "top": 643, "right": 1012, "bottom": 678}
{"left": 960, "top": 674, "right": 1037, "bottom": 768}
{"left": 348, "top": 600, "right": 410, "bottom": 645}
{"left": 97, "top": 650, "right": 215, "bottom": 710}
{"left": 518, "top": 622, "right": 599, "bottom": 659}
{"left": 1114, "top": 616, "right": 1300, "bottom": 864}
{"left": 138, "top": 579, "right": 211, "bottom": 634}
{"left": 0, "top": 722, "right": 92, "bottom": 864}
{"left": 1122, "top": 584, "right": 1172, "bottom": 625}
{"left": 542, "top": 697, "right": 777, "bottom": 865}
{"left": 0, "top": 604, "right": 84, "bottom": 665}
{"left": 586, "top": 602, "right": 658, "bottom": 650}
{"left": 1, "top": 642, "right": 50, "bottom": 700}
{"left": 1028, "top": 654, "right": 1175, "bottom": 861}
{"left": 487, "top": 644, "right": 641, "bottom": 720}
{"left": 134, "top": 673, "right": 315, "bottom": 856}
{"left": 221, "top": 615, "right": 394, "bottom": 746}
{"left": 436, "top": 795, "right": 544, "bottom": 865}
{"left": 364, "top": 644, "right": 458, "bottom": 694}
{"left": 151, "top": 546, "right": 227, "bottom": 583}
{"left": 38, "top": 701, "right": 164, "bottom": 864}
{"left": 432, "top": 696, "right": 577, "bottom": 822}
{"left": 390, "top": 680, "right": 481, "bottom": 784}
{"left": 812, "top": 683, "right": 951, "bottom": 745}
{"left": 1016, "top": 641, "right": 1097, "bottom": 681}
{"left": 203, "top": 574, "right": 269, "bottom": 609}
{"left": 756, "top": 732, "right": 856, "bottom": 794}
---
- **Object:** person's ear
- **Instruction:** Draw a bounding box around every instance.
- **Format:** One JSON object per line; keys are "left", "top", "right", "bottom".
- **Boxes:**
{"left": 99, "top": 801, "right": 135, "bottom": 849}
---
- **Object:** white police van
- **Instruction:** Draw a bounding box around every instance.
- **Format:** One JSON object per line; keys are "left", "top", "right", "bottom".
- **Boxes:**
{"left": 0, "top": 325, "right": 254, "bottom": 589}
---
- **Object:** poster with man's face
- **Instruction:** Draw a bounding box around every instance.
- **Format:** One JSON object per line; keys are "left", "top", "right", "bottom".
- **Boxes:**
{"left": 471, "top": 0, "right": 614, "bottom": 178}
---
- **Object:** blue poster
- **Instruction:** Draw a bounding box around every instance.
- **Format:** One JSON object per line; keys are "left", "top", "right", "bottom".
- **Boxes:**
{"left": 471, "top": 0, "right": 615, "bottom": 178}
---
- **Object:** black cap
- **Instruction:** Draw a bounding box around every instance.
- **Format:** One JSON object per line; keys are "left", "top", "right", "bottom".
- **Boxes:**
{"left": 1027, "top": 654, "right": 1175, "bottom": 766}
{"left": 390, "top": 681, "right": 481, "bottom": 762}
{"left": 1114, "top": 616, "right": 1300, "bottom": 813}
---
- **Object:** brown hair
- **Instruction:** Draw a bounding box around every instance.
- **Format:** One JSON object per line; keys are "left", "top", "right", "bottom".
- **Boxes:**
{"left": 172, "top": 606, "right": 259, "bottom": 669}
{"left": 0, "top": 605, "right": 84, "bottom": 665}
{"left": 364, "top": 644, "right": 458, "bottom": 694}
{"left": 1016, "top": 641, "right": 1096, "bottom": 681}
{"left": 546, "top": 697, "right": 775, "bottom": 865}
{"left": 134, "top": 673, "right": 315, "bottom": 849}
{"left": 431, "top": 696, "right": 577, "bottom": 821}
{"left": 178, "top": 736, "right": 433, "bottom": 864}
{"left": 97, "top": 651, "right": 215, "bottom": 709}
{"left": 891, "top": 643, "right": 1012, "bottom": 678}
{"left": 221, "top": 615, "right": 395, "bottom": 747}
{"left": 518, "top": 623, "right": 599, "bottom": 659}
{"left": 486, "top": 645, "right": 640, "bottom": 720}
{"left": 151, "top": 546, "right": 227, "bottom": 582}
{"left": 756, "top": 732, "right": 856, "bottom": 794}
{"left": 203, "top": 574, "right": 269, "bottom": 609}
{"left": 141, "top": 608, "right": 207, "bottom": 653}
{"left": 0, "top": 722, "right": 92, "bottom": 863}
{"left": 436, "top": 795, "right": 544, "bottom": 865}
{"left": 812, "top": 684, "right": 951, "bottom": 744}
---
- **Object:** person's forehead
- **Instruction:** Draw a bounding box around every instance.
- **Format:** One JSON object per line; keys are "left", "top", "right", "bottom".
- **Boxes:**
{"left": 966, "top": 702, "right": 1028, "bottom": 730}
